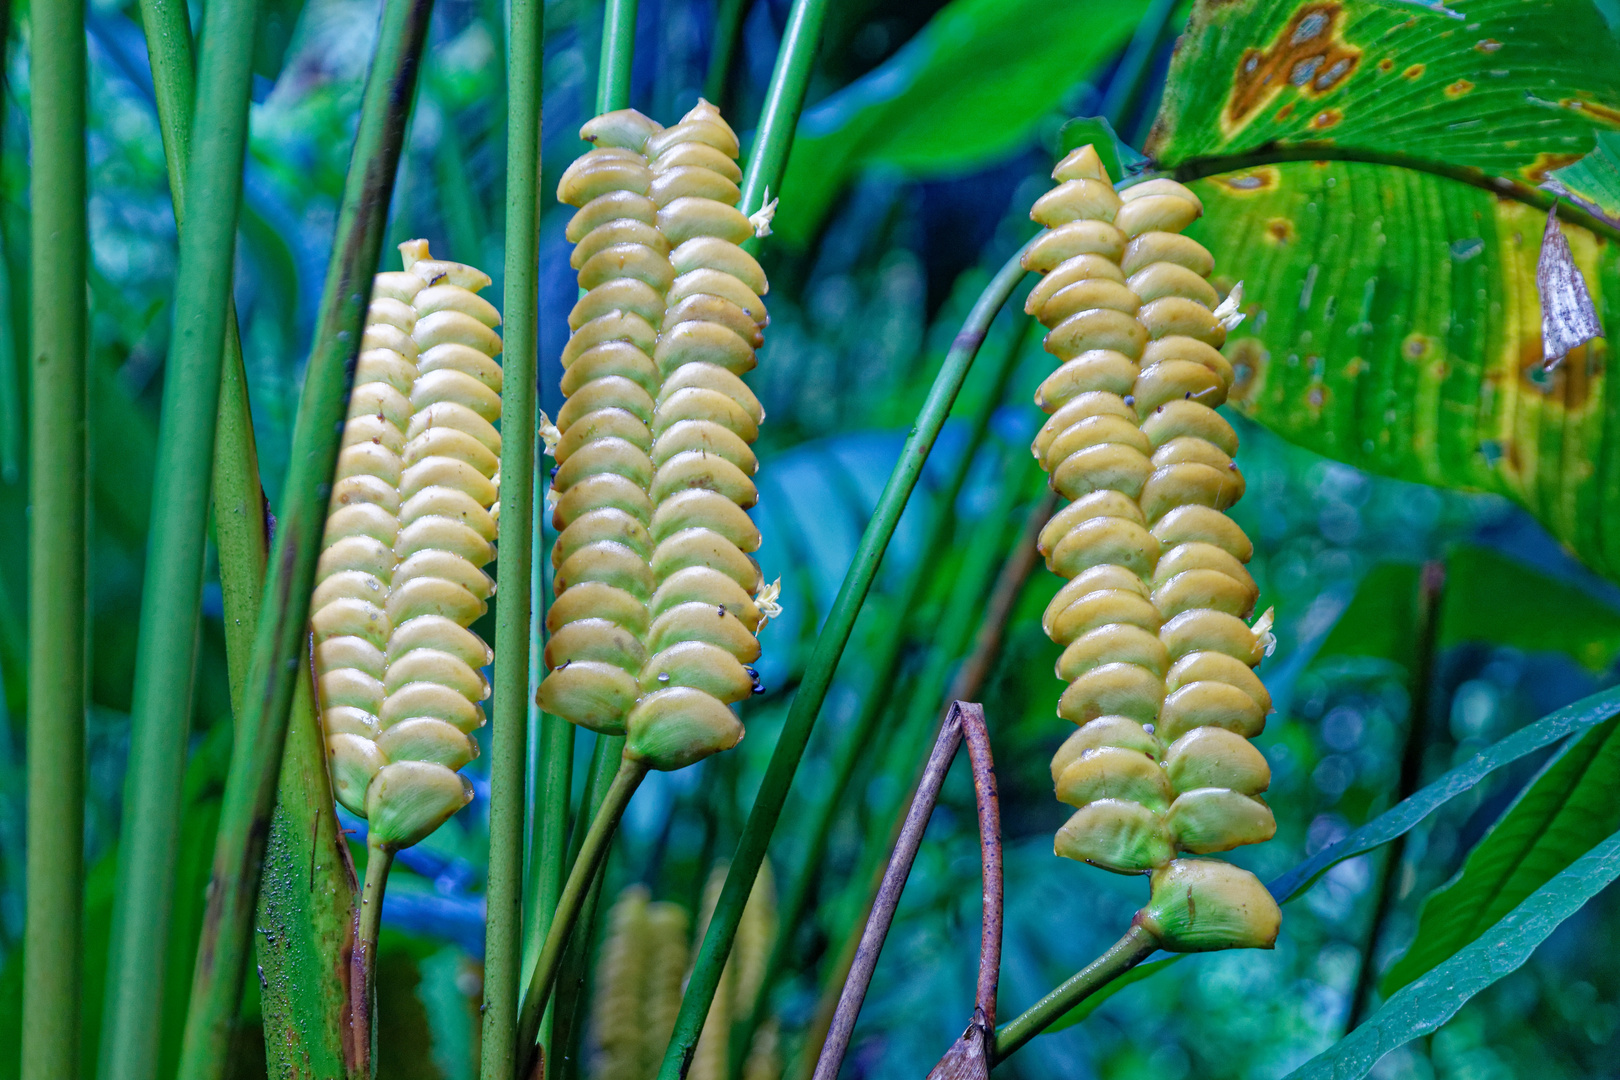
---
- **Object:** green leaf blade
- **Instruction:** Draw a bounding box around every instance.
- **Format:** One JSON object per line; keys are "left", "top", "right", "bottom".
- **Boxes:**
{"left": 1381, "top": 711, "right": 1620, "bottom": 994}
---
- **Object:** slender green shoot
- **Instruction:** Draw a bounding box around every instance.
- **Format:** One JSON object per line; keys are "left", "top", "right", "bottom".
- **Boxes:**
{"left": 22, "top": 0, "right": 88, "bottom": 1076}
{"left": 518, "top": 758, "right": 650, "bottom": 1076}
{"left": 101, "top": 0, "right": 261, "bottom": 1074}
{"left": 597, "top": 0, "right": 640, "bottom": 113}
{"left": 731, "top": 318, "right": 1034, "bottom": 1075}
{"left": 737, "top": 0, "right": 832, "bottom": 234}
{"left": 0, "top": 223, "right": 20, "bottom": 486}
{"left": 703, "top": 0, "right": 749, "bottom": 108}
{"left": 175, "top": 2, "right": 436, "bottom": 1077}
{"left": 356, "top": 838, "right": 396, "bottom": 1015}
{"left": 480, "top": 0, "right": 545, "bottom": 1072}
{"left": 654, "top": 243, "right": 1033, "bottom": 1078}
{"left": 991, "top": 927, "right": 1157, "bottom": 1061}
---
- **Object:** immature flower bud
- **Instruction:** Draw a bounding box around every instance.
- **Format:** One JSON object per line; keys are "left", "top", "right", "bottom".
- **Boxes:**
{"left": 1136, "top": 858, "right": 1280, "bottom": 952}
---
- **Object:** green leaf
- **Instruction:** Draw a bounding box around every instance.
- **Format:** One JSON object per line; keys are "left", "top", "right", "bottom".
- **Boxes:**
{"left": 1283, "top": 829, "right": 1620, "bottom": 1080}
{"left": 1151, "top": 0, "right": 1620, "bottom": 199}
{"left": 1438, "top": 547, "right": 1620, "bottom": 669}
{"left": 1267, "top": 682, "right": 1620, "bottom": 902}
{"left": 1058, "top": 116, "right": 1148, "bottom": 182}
{"left": 1548, "top": 130, "right": 1620, "bottom": 227}
{"left": 1041, "top": 957, "right": 1184, "bottom": 1034}
{"left": 1381, "top": 711, "right": 1620, "bottom": 994}
{"left": 773, "top": 0, "right": 1154, "bottom": 244}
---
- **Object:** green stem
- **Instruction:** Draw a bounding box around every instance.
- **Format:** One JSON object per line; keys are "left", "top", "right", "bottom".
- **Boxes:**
{"left": 654, "top": 243, "right": 1033, "bottom": 1079}
{"left": 702, "top": 0, "right": 749, "bottom": 109}
{"left": 22, "top": 0, "right": 88, "bottom": 1076}
{"left": 101, "top": 0, "right": 261, "bottom": 1074}
{"left": 518, "top": 757, "right": 649, "bottom": 1076}
{"left": 737, "top": 0, "right": 831, "bottom": 231}
{"left": 175, "top": 2, "right": 436, "bottom": 1077}
{"left": 1097, "top": 0, "right": 1177, "bottom": 128}
{"left": 990, "top": 926, "right": 1156, "bottom": 1062}
{"left": 479, "top": 0, "right": 544, "bottom": 1073}
{"left": 0, "top": 219, "right": 20, "bottom": 487}
{"left": 596, "top": 0, "right": 639, "bottom": 113}
{"left": 356, "top": 838, "right": 395, "bottom": 1024}
{"left": 730, "top": 318, "right": 1033, "bottom": 1078}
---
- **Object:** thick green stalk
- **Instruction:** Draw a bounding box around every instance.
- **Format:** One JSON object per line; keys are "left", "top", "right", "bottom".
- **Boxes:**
{"left": 737, "top": 0, "right": 831, "bottom": 229}
{"left": 175, "top": 2, "right": 436, "bottom": 1076}
{"left": 654, "top": 245, "right": 1033, "bottom": 1079}
{"left": 730, "top": 319, "right": 1033, "bottom": 1076}
{"left": 991, "top": 927, "right": 1156, "bottom": 1061}
{"left": 518, "top": 758, "right": 649, "bottom": 1076}
{"left": 596, "top": 0, "right": 639, "bottom": 113}
{"left": 702, "top": 0, "right": 749, "bottom": 109}
{"left": 480, "top": 0, "right": 545, "bottom": 1072}
{"left": 101, "top": 1, "right": 261, "bottom": 1075}
{"left": 22, "top": 0, "right": 88, "bottom": 1077}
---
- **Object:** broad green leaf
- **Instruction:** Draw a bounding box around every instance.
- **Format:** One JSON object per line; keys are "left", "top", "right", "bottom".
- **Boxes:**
{"left": 1151, "top": 0, "right": 1620, "bottom": 199}
{"left": 1283, "top": 829, "right": 1620, "bottom": 1080}
{"left": 1381, "top": 711, "right": 1620, "bottom": 994}
{"left": 772, "top": 0, "right": 1153, "bottom": 245}
{"left": 1267, "top": 682, "right": 1620, "bottom": 901}
{"left": 1549, "top": 130, "right": 1620, "bottom": 226}
{"left": 1185, "top": 160, "right": 1620, "bottom": 578}
{"left": 1438, "top": 547, "right": 1620, "bottom": 668}
{"left": 1314, "top": 562, "right": 1422, "bottom": 661}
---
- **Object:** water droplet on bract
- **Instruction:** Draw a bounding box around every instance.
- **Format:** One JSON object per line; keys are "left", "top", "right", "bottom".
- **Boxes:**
{"left": 657, "top": 672, "right": 670, "bottom": 683}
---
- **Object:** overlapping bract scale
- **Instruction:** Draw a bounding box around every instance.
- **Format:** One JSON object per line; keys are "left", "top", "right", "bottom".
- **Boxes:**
{"left": 1025, "top": 146, "right": 1279, "bottom": 949}
{"left": 538, "top": 101, "right": 770, "bottom": 771}
{"left": 315, "top": 241, "right": 501, "bottom": 850}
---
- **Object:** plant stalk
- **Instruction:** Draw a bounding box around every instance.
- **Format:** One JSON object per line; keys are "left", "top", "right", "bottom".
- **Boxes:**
{"left": 175, "top": 2, "right": 436, "bottom": 1076}
{"left": 480, "top": 0, "right": 545, "bottom": 1073}
{"left": 730, "top": 318, "right": 1032, "bottom": 1078}
{"left": 597, "top": 0, "right": 639, "bottom": 113}
{"left": 702, "top": 0, "right": 749, "bottom": 109}
{"left": 101, "top": 0, "right": 261, "bottom": 1074}
{"left": 990, "top": 926, "right": 1156, "bottom": 1062}
{"left": 354, "top": 836, "right": 396, "bottom": 1054}
{"left": 518, "top": 756, "right": 649, "bottom": 1075}
{"left": 22, "top": 0, "right": 88, "bottom": 1075}
{"left": 737, "top": 0, "right": 832, "bottom": 232}
{"left": 654, "top": 243, "right": 1032, "bottom": 1079}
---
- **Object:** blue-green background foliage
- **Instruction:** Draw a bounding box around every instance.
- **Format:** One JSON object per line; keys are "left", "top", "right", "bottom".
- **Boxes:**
{"left": 2, "top": 0, "right": 1620, "bottom": 1077}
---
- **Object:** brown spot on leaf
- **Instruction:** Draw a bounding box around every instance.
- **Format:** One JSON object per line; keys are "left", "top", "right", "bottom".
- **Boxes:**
{"left": 1225, "top": 338, "right": 1265, "bottom": 404}
{"left": 1561, "top": 97, "right": 1620, "bottom": 127}
{"left": 1276, "top": 102, "right": 1296, "bottom": 121}
{"left": 1402, "top": 334, "right": 1437, "bottom": 361}
{"left": 1216, "top": 167, "right": 1281, "bottom": 195}
{"left": 1311, "top": 108, "right": 1343, "bottom": 130}
{"left": 1445, "top": 79, "right": 1474, "bottom": 98}
{"left": 1378, "top": 58, "right": 1395, "bottom": 73}
{"left": 1223, "top": 3, "right": 1361, "bottom": 134}
{"left": 1343, "top": 357, "right": 1368, "bottom": 379}
{"left": 1475, "top": 38, "right": 1502, "bottom": 52}
{"left": 1523, "top": 152, "right": 1584, "bottom": 183}
{"left": 1266, "top": 217, "right": 1297, "bottom": 243}
{"left": 1402, "top": 63, "right": 1425, "bottom": 80}
{"left": 1519, "top": 338, "right": 1599, "bottom": 409}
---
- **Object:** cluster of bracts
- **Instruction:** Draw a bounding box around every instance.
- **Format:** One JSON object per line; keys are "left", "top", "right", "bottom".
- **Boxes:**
{"left": 1025, "top": 145, "right": 1281, "bottom": 949}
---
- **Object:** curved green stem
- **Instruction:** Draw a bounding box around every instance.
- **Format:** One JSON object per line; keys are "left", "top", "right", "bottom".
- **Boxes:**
{"left": 355, "top": 838, "right": 396, "bottom": 1022}
{"left": 479, "top": 0, "right": 545, "bottom": 1073}
{"left": 737, "top": 0, "right": 831, "bottom": 233}
{"left": 654, "top": 243, "right": 1033, "bottom": 1080}
{"left": 22, "top": 0, "right": 88, "bottom": 1076}
{"left": 991, "top": 926, "right": 1156, "bottom": 1062}
{"left": 175, "top": 2, "right": 436, "bottom": 1076}
{"left": 517, "top": 756, "right": 649, "bottom": 1074}
{"left": 597, "top": 0, "right": 639, "bottom": 113}
{"left": 101, "top": 0, "right": 262, "bottom": 1074}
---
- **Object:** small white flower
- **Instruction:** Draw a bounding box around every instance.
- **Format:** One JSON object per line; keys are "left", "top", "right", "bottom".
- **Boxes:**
{"left": 1214, "top": 281, "right": 1247, "bottom": 332}
{"left": 538, "top": 410, "right": 562, "bottom": 457}
{"left": 755, "top": 577, "right": 783, "bottom": 629}
{"left": 749, "top": 190, "right": 779, "bottom": 239}
{"left": 1253, "top": 606, "right": 1277, "bottom": 658}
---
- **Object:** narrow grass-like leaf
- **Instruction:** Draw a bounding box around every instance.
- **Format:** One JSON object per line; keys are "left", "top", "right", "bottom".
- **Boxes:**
{"left": 480, "top": 0, "right": 544, "bottom": 1073}
{"left": 22, "top": 0, "right": 88, "bottom": 1076}
{"left": 1382, "top": 712, "right": 1620, "bottom": 994}
{"left": 1284, "top": 830, "right": 1620, "bottom": 1080}
{"left": 101, "top": 0, "right": 261, "bottom": 1074}
{"left": 655, "top": 244, "right": 1032, "bottom": 1079}
{"left": 175, "top": 2, "right": 435, "bottom": 1075}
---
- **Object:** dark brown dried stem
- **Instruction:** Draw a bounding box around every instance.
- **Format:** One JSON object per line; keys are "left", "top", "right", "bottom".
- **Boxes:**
{"left": 811, "top": 702, "right": 1001, "bottom": 1080}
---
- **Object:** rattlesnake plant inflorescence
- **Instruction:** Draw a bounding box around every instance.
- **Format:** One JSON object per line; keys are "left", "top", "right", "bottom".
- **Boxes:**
{"left": 537, "top": 100, "right": 775, "bottom": 771}
{"left": 1024, "top": 145, "right": 1281, "bottom": 950}
{"left": 316, "top": 240, "right": 502, "bottom": 852}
